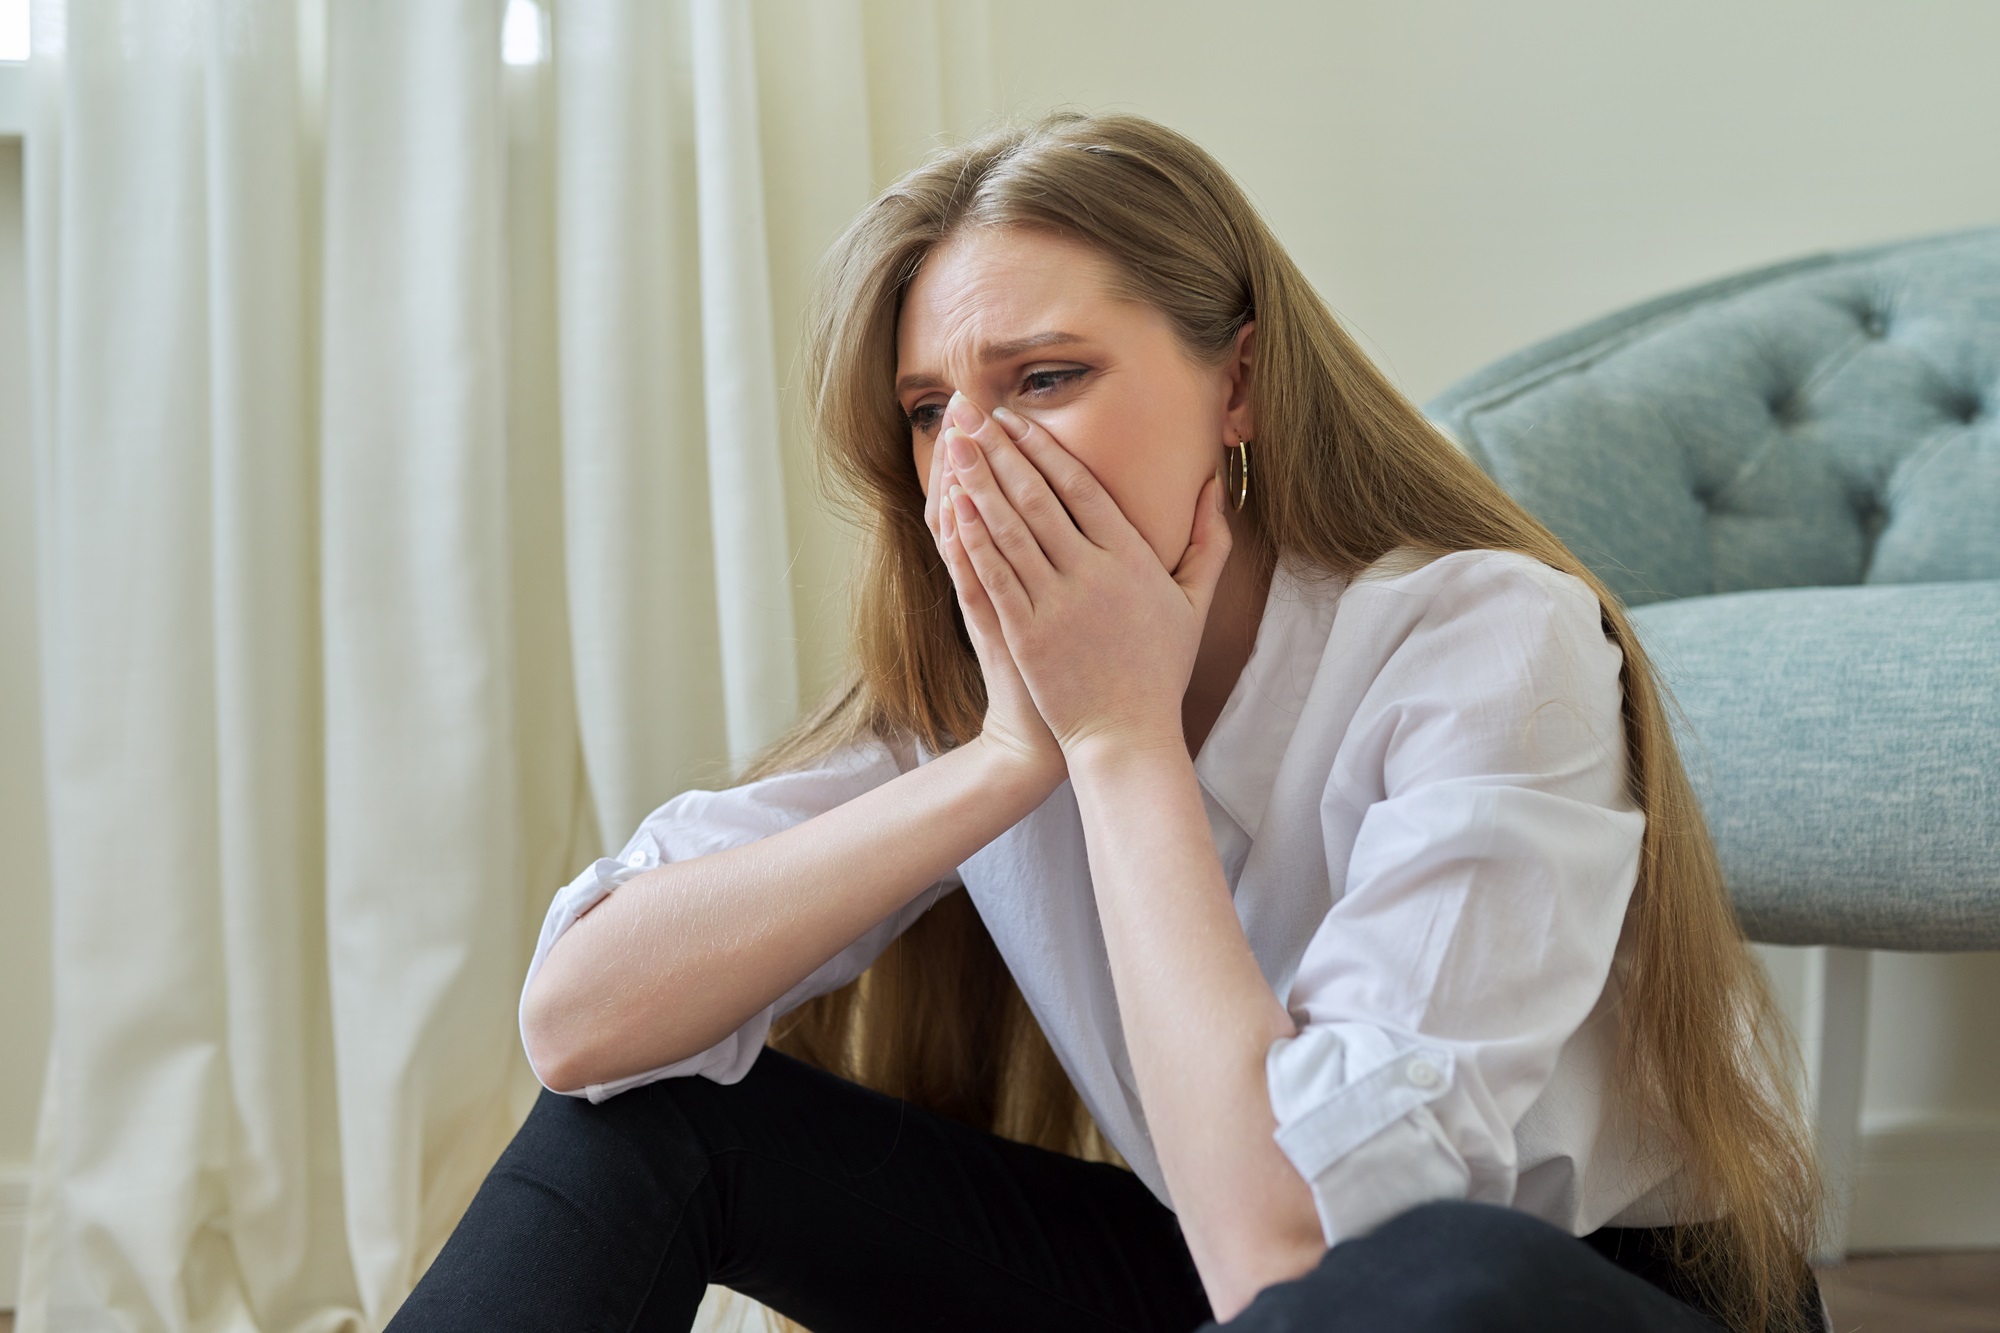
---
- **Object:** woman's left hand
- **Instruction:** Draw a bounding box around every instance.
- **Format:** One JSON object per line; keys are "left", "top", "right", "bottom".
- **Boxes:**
{"left": 935, "top": 391, "right": 1234, "bottom": 762}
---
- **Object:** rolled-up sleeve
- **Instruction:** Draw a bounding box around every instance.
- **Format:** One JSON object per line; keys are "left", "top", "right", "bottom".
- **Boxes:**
{"left": 521, "top": 735, "right": 962, "bottom": 1102}
{"left": 1266, "top": 558, "right": 1646, "bottom": 1246}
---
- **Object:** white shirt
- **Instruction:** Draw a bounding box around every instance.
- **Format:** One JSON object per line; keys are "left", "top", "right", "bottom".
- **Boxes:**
{"left": 521, "top": 546, "right": 1690, "bottom": 1246}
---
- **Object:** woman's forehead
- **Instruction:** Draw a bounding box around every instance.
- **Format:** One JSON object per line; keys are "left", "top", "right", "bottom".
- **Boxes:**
{"left": 896, "top": 229, "right": 1122, "bottom": 369}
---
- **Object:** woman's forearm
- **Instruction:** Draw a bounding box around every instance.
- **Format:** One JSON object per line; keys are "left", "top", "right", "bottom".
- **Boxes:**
{"left": 1066, "top": 739, "right": 1326, "bottom": 1321}
{"left": 523, "top": 736, "right": 1056, "bottom": 1092}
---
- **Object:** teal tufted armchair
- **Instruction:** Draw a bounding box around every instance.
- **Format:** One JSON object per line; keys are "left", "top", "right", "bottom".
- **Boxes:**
{"left": 1425, "top": 225, "right": 2000, "bottom": 1261}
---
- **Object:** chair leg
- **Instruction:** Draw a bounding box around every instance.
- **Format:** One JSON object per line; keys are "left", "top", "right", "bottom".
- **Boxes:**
{"left": 1804, "top": 946, "right": 1872, "bottom": 1265}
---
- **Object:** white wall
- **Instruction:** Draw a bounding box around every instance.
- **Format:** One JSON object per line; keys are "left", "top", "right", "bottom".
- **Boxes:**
{"left": 0, "top": 134, "right": 49, "bottom": 1297}
{"left": 987, "top": 0, "right": 2000, "bottom": 403}
{"left": 981, "top": 0, "right": 2000, "bottom": 1249}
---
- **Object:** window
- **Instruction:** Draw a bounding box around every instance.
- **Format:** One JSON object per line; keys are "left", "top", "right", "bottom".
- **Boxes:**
{"left": 0, "top": 2, "right": 550, "bottom": 144}
{"left": 501, "top": 0, "right": 547, "bottom": 67}
{"left": 0, "top": 0, "right": 24, "bottom": 139}
{"left": 0, "top": 0, "right": 24, "bottom": 64}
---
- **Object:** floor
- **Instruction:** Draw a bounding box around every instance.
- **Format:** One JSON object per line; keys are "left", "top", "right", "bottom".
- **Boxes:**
{"left": 1815, "top": 1251, "right": 2000, "bottom": 1331}
{"left": 1, "top": 1252, "right": 1995, "bottom": 1330}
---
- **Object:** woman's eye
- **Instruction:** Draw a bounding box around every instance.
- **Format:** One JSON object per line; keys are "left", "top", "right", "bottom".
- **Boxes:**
{"left": 1022, "top": 367, "right": 1086, "bottom": 397}
{"left": 904, "top": 369, "right": 1082, "bottom": 434}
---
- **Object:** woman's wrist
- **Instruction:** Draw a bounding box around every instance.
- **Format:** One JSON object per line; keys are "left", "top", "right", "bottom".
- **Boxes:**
{"left": 967, "top": 732, "right": 1068, "bottom": 808}
{"left": 1064, "top": 725, "right": 1191, "bottom": 785}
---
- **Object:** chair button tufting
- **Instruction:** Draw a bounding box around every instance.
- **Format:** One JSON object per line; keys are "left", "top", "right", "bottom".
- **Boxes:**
{"left": 1860, "top": 310, "right": 1887, "bottom": 338}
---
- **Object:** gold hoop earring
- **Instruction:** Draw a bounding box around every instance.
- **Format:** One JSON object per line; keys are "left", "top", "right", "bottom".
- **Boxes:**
{"left": 1225, "top": 439, "right": 1251, "bottom": 511}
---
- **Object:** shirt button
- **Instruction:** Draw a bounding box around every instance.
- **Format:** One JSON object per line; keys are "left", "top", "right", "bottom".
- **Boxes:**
{"left": 1405, "top": 1058, "right": 1443, "bottom": 1090}
{"left": 623, "top": 850, "right": 647, "bottom": 868}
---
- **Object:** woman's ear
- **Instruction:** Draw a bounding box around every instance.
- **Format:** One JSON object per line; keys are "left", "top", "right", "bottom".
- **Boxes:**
{"left": 1222, "top": 320, "right": 1256, "bottom": 443}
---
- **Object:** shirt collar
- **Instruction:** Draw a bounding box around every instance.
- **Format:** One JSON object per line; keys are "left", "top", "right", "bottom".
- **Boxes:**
{"left": 1193, "top": 553, "right": 1349, "bottom": 842}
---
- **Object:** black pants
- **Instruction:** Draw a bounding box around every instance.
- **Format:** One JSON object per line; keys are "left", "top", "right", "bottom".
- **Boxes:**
{"left": 387, "top": 1048, "right": 1819, "bottom": 1332}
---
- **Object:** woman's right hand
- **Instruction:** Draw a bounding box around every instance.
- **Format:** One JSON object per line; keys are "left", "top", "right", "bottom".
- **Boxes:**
{"left": 926, "top": 393, "right": 1069, "bottom": 795}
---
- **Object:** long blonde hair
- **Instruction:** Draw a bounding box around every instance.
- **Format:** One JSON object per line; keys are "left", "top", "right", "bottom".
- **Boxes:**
{"left": 740, "top": 111, "right": 1821, "bottom": 1331}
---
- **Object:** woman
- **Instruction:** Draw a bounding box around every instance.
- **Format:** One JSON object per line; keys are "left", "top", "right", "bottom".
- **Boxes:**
{"left": 390, "top": 112, "right": 1825, "bottom": 1332}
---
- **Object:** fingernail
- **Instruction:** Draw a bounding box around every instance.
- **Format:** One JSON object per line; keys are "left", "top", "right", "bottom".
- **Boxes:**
{"left": 991, "top": 405, "right": 1029, "bottom": 441}
{"left": 946, "top": 391, "right": 984, "bottom": 431}
{"left": 948, "top": 430, "right": 978, "bottom": 469}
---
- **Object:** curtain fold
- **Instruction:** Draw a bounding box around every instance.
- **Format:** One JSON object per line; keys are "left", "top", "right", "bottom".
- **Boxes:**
{"left": 317, "top": 2, "right": 536, "bottom": 1322}
{"left": 690, "top": 0, "right": 798, "bottom": 776}
{"left": 199, "top": 2, "right": 348, "bottom": 1328}
{"left": 14, "top": 1, "right": 990, "bottom": 1328}
{"left": 554, "top": 0, "right": 727, "bottom": 853}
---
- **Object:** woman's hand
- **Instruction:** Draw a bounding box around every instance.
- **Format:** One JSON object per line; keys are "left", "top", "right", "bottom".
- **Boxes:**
{"left": 934, "top": 391, "right": 1233, "bottom": 764}
{"left": 927, "top": 397, "right": 1068, "bottom": 794}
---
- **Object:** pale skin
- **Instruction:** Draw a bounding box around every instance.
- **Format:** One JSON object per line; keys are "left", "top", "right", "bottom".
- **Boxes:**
{"left": 521, "top": 225, "right": 1327, "bottom": 1322}
{"left": 898, "top": 225, "right": 1326, "bottom": 1320}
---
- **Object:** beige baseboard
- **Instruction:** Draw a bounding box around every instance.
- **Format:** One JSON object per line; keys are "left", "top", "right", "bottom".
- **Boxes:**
{"left": 0, "top": 1164, "right": 25, "bottom": 1310}
{"left": 1849, "top": 1115, "right": 2000, "bottom": 1252}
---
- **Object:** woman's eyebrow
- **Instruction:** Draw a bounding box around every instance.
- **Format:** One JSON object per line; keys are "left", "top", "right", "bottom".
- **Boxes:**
{"left": 895, "top": 330, "right": 1088, "bottom": 395}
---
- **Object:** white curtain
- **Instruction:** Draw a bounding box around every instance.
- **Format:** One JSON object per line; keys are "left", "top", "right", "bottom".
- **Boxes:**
{"left": 13, "top": 1, "right": 990, "bottom": 1329}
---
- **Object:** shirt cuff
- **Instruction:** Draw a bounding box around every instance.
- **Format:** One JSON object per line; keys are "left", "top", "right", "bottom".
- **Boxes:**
{"left": 1266, "top": 1024, "right": 1471, "bottom": 1245}
{"left": 543, "top": 856, "right": 650, "bottom": 950}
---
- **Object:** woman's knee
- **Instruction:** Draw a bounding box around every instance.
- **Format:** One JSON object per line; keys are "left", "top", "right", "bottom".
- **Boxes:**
{"left": 1369, "top": 1200, "right": 1592, "bottom": 1310}
{"left": 391, "top": 1080, "right": 738, "bottom": 1331}
{"left": 1226, "top": 1202, "right": 1589, "bottom": 1332}
{"left": 1368, "top": 1198, "right": 1573, "bottom": 1268}
{"left": 499, "top": 1077, "right": 730, "bottom": 1205}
